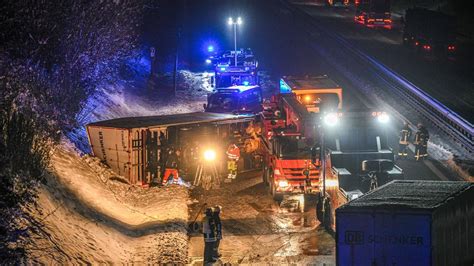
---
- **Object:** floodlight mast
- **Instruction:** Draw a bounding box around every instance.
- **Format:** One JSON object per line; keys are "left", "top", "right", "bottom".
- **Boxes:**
{"left": 228, "top": 17, "right": 242, "bottom": 66}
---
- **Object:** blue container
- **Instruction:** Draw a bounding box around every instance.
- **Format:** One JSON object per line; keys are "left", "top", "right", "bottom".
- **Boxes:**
{"left": 336, "top": 180, "right": 474, "bottom": 266}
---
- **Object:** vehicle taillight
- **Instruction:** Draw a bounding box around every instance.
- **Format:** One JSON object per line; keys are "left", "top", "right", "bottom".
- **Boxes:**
{"left": 423, "top": 45, "right": 431, "bottom": 50}
{"left": 415, "top": 41, "right": 419, "bottom": 46}
{"left": 448, "top": 45, "right": 455, "bottom": 51}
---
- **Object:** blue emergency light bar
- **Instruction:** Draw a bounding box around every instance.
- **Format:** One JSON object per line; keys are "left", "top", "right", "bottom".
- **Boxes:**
{"left": 216, "top": 85, "right": 259, "bottom": 93}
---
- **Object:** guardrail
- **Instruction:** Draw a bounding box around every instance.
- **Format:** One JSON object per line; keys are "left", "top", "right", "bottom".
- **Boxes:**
{"left": 281, "top": 1, "right": 473, "bottom": 154}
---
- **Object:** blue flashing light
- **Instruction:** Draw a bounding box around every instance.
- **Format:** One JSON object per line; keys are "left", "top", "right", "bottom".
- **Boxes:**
{"left": 280, "top": 79, "right": 292, "bottom": 94}
{"left": 220, "top": 67, "right": 226, "bottom": 71}
{"left": 207, "top": 45, "right": 214, "bottom": 53}
{"left": 205, "top": 59, "right": 212, "bottom": 64}
{"left": 243, "top": 81, "right": 250, "bottom": 86}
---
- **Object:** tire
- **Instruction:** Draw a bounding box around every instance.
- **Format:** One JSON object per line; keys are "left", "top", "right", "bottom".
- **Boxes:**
{"left": 262, "top": 167, "right": 268, "bottom": 186}
{"left": 316, "top": 195, "right": 324, "bottom": 223}
{"left": 323, "top": 200, "right": 332, "bottom": 231}
{"left": 272, "top": 184, "right": 284, "bottom": 202}
{"left": 270, "top": 171, "right": 284, "bottom": 202}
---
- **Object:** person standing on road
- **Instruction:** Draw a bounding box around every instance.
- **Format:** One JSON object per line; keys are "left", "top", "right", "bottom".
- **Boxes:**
{"left": 162, "top": 148, "right": 180, "bottom": 185}
{"left": 226, "top": 143, "right": 240, "bottom": 179}
{"left": 213, "top": 205, "right": 223, "bottom": 258}
{"left": 202, "top": 207, "right": 217, "bottom": 263}
{"left": 398, "top": 122, "right": 412, "bottom": 158}
{"left": 414, "top": 123, "right": 429, "bottom": 161}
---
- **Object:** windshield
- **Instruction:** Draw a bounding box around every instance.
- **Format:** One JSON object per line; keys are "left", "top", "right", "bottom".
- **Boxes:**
{"left": 297, "top": 93, "right": 340, "bottom": 111}
{"left": 207, "top": 94, "right": 238, "bottom": 112}
{"left": 217, "top": 74, "right": 256, "bottom": 87}
{"left": 277, "top": 137, "right": 312, "bottom": 159}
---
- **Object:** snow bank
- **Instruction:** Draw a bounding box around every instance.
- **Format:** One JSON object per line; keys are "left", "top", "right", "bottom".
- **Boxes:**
{"left": 69, "top": 70, "right": 208, "bottom": 153}
{"left": 25, "top": 140, "right": 190, "bottom": 263}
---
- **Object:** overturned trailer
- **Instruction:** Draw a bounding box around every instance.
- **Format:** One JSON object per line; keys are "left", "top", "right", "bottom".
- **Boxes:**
{"left": 86, "top": 112, "right": 254, "bottom": 185}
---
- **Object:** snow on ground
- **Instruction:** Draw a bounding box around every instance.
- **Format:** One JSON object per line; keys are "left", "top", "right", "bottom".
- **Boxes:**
{"left": 23, "top": 65, "right": 217, "bottom": 263}
{"left": 70, "top": 69, "right": 208, "bottom": 153}
{"left": 25, "top": 137, "right": 190, "bottom": 263}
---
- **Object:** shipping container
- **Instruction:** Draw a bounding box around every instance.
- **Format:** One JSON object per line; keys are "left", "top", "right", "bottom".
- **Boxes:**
{"left": 336, "top": 180, "right": 474, "bottom": 266}
{"left": 86, "top": 112, "right": 254, "bottom": 185}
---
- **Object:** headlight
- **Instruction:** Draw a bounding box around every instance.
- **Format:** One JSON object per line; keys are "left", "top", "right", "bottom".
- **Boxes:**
{"left": 323, "top": 113, "right": 339, "bottom": 127}
{"left": 278, "top": 180, "right": 289, "bottom": 188}
{"left": 203, "top": 149, "right": 216, "bottom": 161}
{"left": 377, "top": 112, "right": 389, "bottom": 123}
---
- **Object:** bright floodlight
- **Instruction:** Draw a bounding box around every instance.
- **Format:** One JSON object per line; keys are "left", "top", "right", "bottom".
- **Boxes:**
{"left": 228, "top": 17, "right": 233, "bottom": 25}
{"left": 207, "top": 45, "right": 214, "bottom": 52}
{"left": 205, "top": 59, "right": 212, "bottom": 64}
{"left": 378, "top": 113, "right": 390, "bottom": 123}
{"left": 204, "top": 149, "right": 216, "bottom": 162}
{"left": 323, "top": 113, "right": 339, "bottom": 127}
{"left": 237, "top": 17, "right": 243, "bottom": 25}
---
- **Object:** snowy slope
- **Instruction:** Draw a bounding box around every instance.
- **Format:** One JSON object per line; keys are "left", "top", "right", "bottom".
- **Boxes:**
{"left": 25, "top": 140, "right": 190, "bottom": 263}
{"left": 24, "top": 68, "right": 214, "bottom": 263}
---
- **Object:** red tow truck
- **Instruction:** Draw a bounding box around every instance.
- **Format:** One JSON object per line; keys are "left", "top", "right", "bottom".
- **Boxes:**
{"left": 260, "top": 76, "right": 403, "bottom": 232}
{"left": 260, "top": 76, "right": 343, "bottom": 201}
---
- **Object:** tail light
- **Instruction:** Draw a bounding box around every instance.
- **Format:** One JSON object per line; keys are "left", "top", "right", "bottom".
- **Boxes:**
{"left": 448, "top": 45, "right": 456, "bottom": 51}
{"left": 415, "top": 41, "right": 419, "bottom": 46}
{"left": 423, "top": 45, "right": 431, "bottom": 50}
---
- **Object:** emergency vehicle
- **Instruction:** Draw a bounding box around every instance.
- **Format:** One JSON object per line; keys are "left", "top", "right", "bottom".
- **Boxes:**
{"left": 204, "top": 85, "right": 263, "bottom": 113}
{"left": 204, "top": 48, "right": 262, "bottom": 114}
{"left": 354, "top": 0, "right": 392, "bottom": 29}
{"left": 214, "top": 48, "right": 258, "bottom": 89}
{"left": 261, "top": 76, "right": 403, "bottom": 231}
{"left": 260, "top": 76, "right": 343, "bottom": 201}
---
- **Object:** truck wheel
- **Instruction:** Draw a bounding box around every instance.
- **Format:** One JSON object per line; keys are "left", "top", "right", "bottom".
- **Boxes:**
{"left": 272, "top": 184, "right": 284, "bottom": 202}
{"left": 323, "top": 200, "right": 332, "bottom": 231}
{"left": 316, "top": 196, "right": 324, "bottom": 223}
{"left": 270, "top": 171, "right": 283, "bottom": 202}
{"left": 262, "top": 167, "right": 268, "bottom": 186}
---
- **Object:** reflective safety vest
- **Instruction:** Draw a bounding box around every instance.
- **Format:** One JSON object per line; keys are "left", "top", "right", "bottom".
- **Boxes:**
{"left": 414, "top": 128, "right": 429, "bottom": 146}
{"left": 226, "top": 144, "right": 240, "bottom": 160}
{"left": 399, "top": 127, "right": 411, "bottom": 145}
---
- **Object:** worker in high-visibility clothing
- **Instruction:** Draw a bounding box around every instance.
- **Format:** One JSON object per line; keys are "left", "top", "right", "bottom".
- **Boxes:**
{"left": 398, "top": 122, "right": 412, "bottom": 158}
{"left": 414, "top": 123, "right": 429, "bottom": 161}
{"left": 202, "top": 207, "right": 217, "bottom": 263}
{"left": 162, "top": 149, "right": 180, "bottom": 185}
{"left": 226, "top": 143, "right": 240, "bottom": 179}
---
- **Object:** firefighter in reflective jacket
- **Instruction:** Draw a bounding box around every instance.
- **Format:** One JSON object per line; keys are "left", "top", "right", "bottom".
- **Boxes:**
{"left": 162, "top": 149, "right": 180, "bottom": 185}
{"left": 414, "top": 123, "right": 429, "bottom": 161}
{"left": 398, "top": 122, "right": 412, "bottom": 158}
{"left": 226, "top": 143, "right": 240, "bottom": 179}
{"left": 202, "top": 207, "right": 217, "bottom": 263}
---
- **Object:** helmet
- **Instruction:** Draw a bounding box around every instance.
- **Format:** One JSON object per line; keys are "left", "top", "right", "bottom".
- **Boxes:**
{"left": 205, "top": 207, "right": 214, "bottom": 216}
{"left": 417, "top": 123, "right": 423, "bottom": 129}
